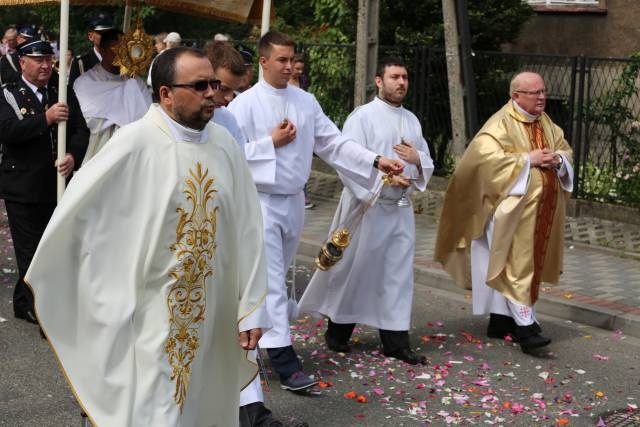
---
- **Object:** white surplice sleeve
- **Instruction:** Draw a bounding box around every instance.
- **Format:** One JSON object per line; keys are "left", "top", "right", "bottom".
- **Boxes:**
{"left": 336, "top": 109, "right": 380, "bottom": 202}
{"left": 310, "top": 96, "right": 378, "bottom": 190}
{"left": 228, "top": 99, "right": 277, "bottom": 187}
{"left": 509, "top": 154, "right": 531, "bottom": 196}
{"left": 413, "top": 132, "right": 435, "bottom": 192}
{"left": 556, "top": 152, "right": 574, "bottom": 192}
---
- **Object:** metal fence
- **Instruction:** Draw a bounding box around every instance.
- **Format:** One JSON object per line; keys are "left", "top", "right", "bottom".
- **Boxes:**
{"left": 185, "top": 38, "right": 640, "bottom": 206}
{"left": 471, "top": 52, "right": 640, "bottom": 206}
{"left": 579, "top": 57, "right": 640, "bottom": 206}
{"left": 296, "top": 44, "right": 453, "bottom": 175}
{"left": 299, "top": 45, "right": 640, "bottom": 207}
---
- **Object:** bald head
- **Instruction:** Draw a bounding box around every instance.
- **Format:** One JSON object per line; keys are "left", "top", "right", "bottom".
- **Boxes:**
{"left": 510, "top": 72, "right": 546, "bottom": 116}
{"left": 510, "top": 72, "right": 544, "bottom": 96}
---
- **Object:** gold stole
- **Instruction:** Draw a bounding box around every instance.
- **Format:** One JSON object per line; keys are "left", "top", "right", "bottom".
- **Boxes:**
{"left": 525, "top": 121, "right": 558, "bottom": 303}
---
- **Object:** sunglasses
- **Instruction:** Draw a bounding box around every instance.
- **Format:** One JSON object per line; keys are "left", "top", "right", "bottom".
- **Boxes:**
{"left": 170, "top": 79, "right": 221, "bottom": 92}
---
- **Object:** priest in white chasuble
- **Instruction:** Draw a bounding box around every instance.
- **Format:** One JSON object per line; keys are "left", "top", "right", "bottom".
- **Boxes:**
{"left": 434, "top": 72, "right": 573, "bottom": 355}
{"left": 299, "top": 57, "right": 434, "bottom": 365}
{"left": 73, "top": 29, "right": 151, "bottom": 165}
{"left": 25, "top": 47, "right": 268, "bottom": 426}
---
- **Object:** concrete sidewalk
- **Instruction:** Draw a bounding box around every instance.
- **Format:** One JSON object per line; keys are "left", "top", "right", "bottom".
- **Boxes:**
{"left": 300, "top": 170, "right": 640, "bottom": 339}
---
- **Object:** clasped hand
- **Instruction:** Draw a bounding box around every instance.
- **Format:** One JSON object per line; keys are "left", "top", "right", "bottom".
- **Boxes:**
{"left": 529, "top": 148, "right": 561, "bottom": 170}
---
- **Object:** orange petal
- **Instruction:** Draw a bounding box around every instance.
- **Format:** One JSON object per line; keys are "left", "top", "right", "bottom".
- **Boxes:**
{"left": 344, "top": 391, "right": 357, "bottom": 399}
{"left": 357, "top": 395, "right": 368, "bottom": 403}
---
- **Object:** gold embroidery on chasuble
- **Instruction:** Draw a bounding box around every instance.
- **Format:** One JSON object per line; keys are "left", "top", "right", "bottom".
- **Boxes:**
{"left": 525, "top": 121, "right": 558, "bottom": 303}
{"left": 165, "top": 163, "right": 219, "bottom": 412}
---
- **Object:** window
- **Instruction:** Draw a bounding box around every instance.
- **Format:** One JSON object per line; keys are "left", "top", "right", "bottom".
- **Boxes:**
{"left": 527, "top": 0, "right": 605, "bottom": 13}
{"left": 527, "top": 0, "right": 599, "bottom": 4}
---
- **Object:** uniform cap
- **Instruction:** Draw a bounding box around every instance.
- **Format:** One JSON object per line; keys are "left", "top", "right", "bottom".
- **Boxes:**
{"left": 88, "top": 14, "right": 114, "bottom": 32}
{"left": 235, "top": 44, "right": 254, "bottom": 65}
{"left": 17, "top": 40, "right": 54, "bottom": 57}
{"left": 18, "top": 25, "right": 37, "bottom": 39}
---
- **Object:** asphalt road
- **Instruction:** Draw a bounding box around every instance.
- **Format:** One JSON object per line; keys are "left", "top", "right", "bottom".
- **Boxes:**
{"left": 1, "top": 255, "right": 639, "bottom": 426}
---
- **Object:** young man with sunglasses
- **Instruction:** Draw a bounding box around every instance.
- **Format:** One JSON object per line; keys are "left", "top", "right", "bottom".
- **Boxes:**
{"left": 26, "top": 47, "right": 269, "bottom": 425}
{"left": 228, "top": 31, "right": 404, "bottom": 394}
{"left": 435, "top": 71, "right": 574, "bottom": 356}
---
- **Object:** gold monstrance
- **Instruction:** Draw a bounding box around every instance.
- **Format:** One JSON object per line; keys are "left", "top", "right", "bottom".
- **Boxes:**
{"left": 113, "top": 16, "right": 154, "bottom": 78}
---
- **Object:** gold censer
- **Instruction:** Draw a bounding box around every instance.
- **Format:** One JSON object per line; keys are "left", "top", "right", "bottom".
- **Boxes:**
{"left": 315, "top": 228, "right": 350, "bottom": 271}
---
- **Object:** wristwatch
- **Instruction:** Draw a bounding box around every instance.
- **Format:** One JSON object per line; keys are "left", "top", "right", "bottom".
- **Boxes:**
{"left": 555, "top": 155, "right": 564, "bottom": 170}
{"left": 373, "top": 154, "right": 381, "bottom": 169}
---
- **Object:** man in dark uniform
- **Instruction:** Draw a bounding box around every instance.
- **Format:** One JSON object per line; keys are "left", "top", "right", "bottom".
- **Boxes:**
{"left": 68, "top": 14, "right": 114, "bottom": 86}
{"left": 0, "top": 40, "right": 89, "bottom": 323}
{"left": 0, "top": 25, "right": 37, "bottom": 85}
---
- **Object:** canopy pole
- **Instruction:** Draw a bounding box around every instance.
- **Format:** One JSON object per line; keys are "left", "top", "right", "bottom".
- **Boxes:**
{"left": 56, "top": 0, "right": 69, "bottom": 201}
{"left": 123, "top": 0, "right": 133, "bottom": 32}
{"left": 260, "top": 0, "right": 270, "bottom": 35}
{"left": 258, "top": 0, "right": 271, "bottom": 81}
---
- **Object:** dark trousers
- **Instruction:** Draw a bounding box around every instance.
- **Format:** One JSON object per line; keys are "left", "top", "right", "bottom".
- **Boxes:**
{"left": 327, "top": 319, "right": 411, "bottom": 353}
{"left": 266, "top": 345, "right": 302, "bottom": 380}
{"left": 4, "top": 201, "right": 55, "bottom": 315}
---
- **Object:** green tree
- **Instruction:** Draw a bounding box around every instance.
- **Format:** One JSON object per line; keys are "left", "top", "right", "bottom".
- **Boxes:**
{"left": 584, "top": 54, "right": 640, "bottom": 204}
{"left": 0, "top": 5, "right": 250, "bottom": 54}
{"left": 271, "top": 0, "right": 533, "bottom": 156}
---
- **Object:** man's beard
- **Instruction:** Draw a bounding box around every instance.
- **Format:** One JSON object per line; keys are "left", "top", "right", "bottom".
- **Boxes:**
{"left": 174, "top": 108, "right": 213, "bottom": 130}
{"left": 381, "top": 87, "right": 405, "bottom": 106}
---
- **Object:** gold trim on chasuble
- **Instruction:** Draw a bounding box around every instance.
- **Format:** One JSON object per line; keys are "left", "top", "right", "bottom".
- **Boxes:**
{"left": 165, "top": 163, "right": 219, "bottom": 412}
{"left": 525, "top": 121, "right": 558, "bottom": 304}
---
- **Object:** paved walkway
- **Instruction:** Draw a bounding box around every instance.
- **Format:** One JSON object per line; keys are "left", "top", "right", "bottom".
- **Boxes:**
{"left": 301, "top": 171, "right": 640, "bottom": 338}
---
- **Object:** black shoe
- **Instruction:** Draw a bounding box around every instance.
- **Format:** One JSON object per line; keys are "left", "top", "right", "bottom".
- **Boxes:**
{"left": 14, "top": 309, "right": 38, "bottom": 324}
{"left": 486, "top": 313, "right": 518, "bottom": 341}
{"left": 383, "top": 348, "right": 427, "bottom": 365}
{"left": 239, "top": 401, "right": 284, "bottom": 427}
{"left": 519, "top": 333, "right": 551, "bottom": 352}
{"left": 324, "top": 332, "right": 350, "bottom": 353}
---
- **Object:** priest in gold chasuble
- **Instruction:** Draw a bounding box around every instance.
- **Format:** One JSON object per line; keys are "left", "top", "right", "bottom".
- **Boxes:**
{"left": 25, "top": 47, "right": 268, "bottom": 426}
{"left": 435, "top": 72, "right": 573, "bottom": 354}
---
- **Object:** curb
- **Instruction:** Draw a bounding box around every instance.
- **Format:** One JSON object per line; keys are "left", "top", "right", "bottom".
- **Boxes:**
{"left": 296, "top": 238, "right": 640, "bottom": 340}
{"left": 306, "top": 170, "right": 640, "bottom": 260}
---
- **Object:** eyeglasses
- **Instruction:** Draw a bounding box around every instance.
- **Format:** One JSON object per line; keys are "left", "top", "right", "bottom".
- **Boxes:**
{"left": 170, "top": 79, "right": 221, "bottom": 92}
{"left": 515, "top": 89, "right": 546, "bottom": 96}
